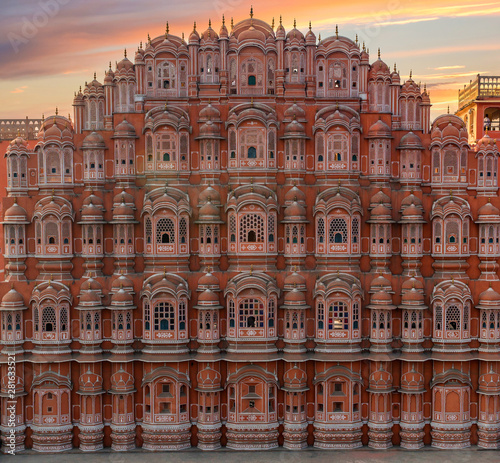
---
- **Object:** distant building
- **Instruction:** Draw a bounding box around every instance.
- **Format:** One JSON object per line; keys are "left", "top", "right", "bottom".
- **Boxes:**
{"left": 0, "top": 117, "right": 43, "bottom": 141}
{"left": 1, "top": 12, "right": 500, "bottom": 454}
{"left": 457, "top": 74, "right": 500, "bottom": 143}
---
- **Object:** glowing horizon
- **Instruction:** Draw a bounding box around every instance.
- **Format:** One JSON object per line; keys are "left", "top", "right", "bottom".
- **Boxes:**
{"left": 1, "top": 0, "right": 499, "bottom": 121}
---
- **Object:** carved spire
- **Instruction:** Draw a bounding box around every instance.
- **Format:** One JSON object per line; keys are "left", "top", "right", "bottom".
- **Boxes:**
{"left": 250, "top": 5, "right": 253, "bottom": 18}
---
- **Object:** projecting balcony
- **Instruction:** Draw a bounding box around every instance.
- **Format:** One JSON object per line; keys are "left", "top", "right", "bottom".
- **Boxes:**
{"left": 459, "top": 75, "right": 500, "bottom": 110}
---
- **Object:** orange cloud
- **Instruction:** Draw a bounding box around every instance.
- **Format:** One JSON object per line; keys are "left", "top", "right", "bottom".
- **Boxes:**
{"left": 10, "top": 86, "right": 27, "bottom": 94}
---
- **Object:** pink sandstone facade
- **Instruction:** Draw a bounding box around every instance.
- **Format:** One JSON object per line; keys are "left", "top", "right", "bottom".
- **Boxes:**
{"left": 1, "top": 13, "right": 500, "bottom": 453}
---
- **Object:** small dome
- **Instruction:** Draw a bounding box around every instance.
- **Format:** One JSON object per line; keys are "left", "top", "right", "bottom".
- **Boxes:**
{"left": 476, "top": 132, "right": 498, "bottom": 150}
{"left": 369, "top": 367, "right": 393, "bottom": 390}
{"left": 367, "top": 119, "right": 391, "bottom": 138}
{"left": 82, "top": 200, "right": 104, "bottom": 219}
{"left": 110, "top": 369, "right": 134, "bottom": 391}
{"left": 113, "top": 202, "right": 135, "bottom": 218}
{"left": 284, "top": 103, "right": 306, "bottom": 120}
{"left": 197, "top": 367, "right": 221, "bottom": 390}
{"left": 4, "top": 201, "right": 28, "bottom": 222}
{"left": 401, "top": 192, "right": 422, "bottom": 208}
{"left": 198, "top": 289, "right": 220, "bottom": 305}
{"left": 371, "top": 290, "right": 393, "bottom": 305}
{"left": 114, "top": 119, "right": 136, "bottom": 137}
{"left": 285, "top": 185, "right": 306, "bottom": 203}
{"left": 284, "top": 288, "right": 306, "bottom": 305}
{"left": 478, "top": 200, "right": 500, "bottom": 217}
{"left": 82, "top": 277, "right": 102, "bottom": 291}
{"left": 284, "top": 201, "right": 306, "bottom": 218}
{"left": 400, "top": 369, "right": 425, "bottom": 392}
{"left": 401, "top": 276, "right": 424, "bottom": 291}
{"left": 199, "top": 103, "right": 220, "bottom": 121}
{"left": 79, "top": 372, "right": 103, "bottom": 392}
{"left": 112, "top": 274, "right": 134, "bottom": 291}
{"left": 479, "top": 286, "right": 500, "bottom": 306}
{"left": 79, "top": 290, "right": 102, "bottom": 305}
{"left": 284, "top": 119, "right": 306, "bottom": 134}
{"left": 199, "top": 185, "right": 220, "bottom": 204}
{"left": 402, "top": 203, "right": 423, "bottom": 218}
{"left": 111, "top": 288, "right": 133, "bottom": 306}
{"left": 283, "top": 365, "right": 307, "bottom": 389}
{"left": 199, "top": 199, "right": 220, "bottom": 219}
{"left": 399, "top": 131, "right": 423, "bottom": 150}
{"left": 479, "top": 371, "right": 500, "bottom": 392}
{"left": 199, "top": 120, "right": 220, "bottom": 137}
{"left": 370, "top": 274, "right": 392, "bottom": 291}
{"left": 239, "top": 25, "right": 266, "bottom": 42}
{"left": 286, "top": 26, "right": 305, "bottom": 41}
{"left": 401, "top": 287, "right": 424, "bottom": 305}
{"left": 113, "top": 189, "right": 134, "bottom": 206}
{"left": 1, "top": 287, "right": 24, "bottom": 307}
{"left": 8, "top": 135, "right": 28, "bottom": 151}
{"left": 371, "top": 189, "right": 391, "bottom": 205}
{"left": 370, "top": 204, "right": 392, "bottom": 218}
{"left": 83, "top": 193, "right": 104, "bottom": 208}
{"left": 369, "top": 58, "right": 390, "bottom": 78}
{"left": 284, "top": 271, "right": 306, "bottom": 289}
{"left": 82, "top": 131, "right": 106, "bottom": 149}
{"left": 198, "top": 272, "right": 220, "bottom": 290}
{"left": 117, "top": 55, "right": 134, "bottom": 71}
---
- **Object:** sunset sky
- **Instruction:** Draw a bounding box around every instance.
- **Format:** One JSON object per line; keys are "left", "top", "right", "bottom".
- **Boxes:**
{"left": 1, "top": 0, "right": 500, "bottom": 121}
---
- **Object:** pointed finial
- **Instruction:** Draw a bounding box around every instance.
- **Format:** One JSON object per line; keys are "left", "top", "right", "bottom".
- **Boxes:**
{"left": 231, "top": 17, "right": 234, "bottom": 30}
{"left": 140, "top": 41, "right": 142, "bottom": 49}
{"left": 250, "top": 6, "right": 253, "bottom": 18}
{"left": 394, "top": 63, "right": 396, "bottom": 72}
{"left": 336, "top": 24, "right": 339, "bottom": 38}
{"left": 318, "top": 33, "right": 321, "bottom": 42}
{"left": 93, "top": 71, "right": 96, "bottom": 80}
{"left": 362, "top": 41, "right": 365, "bottom": 51}
{"left": 124, "top": 48, "right": 127, "bottom": 58}
{"left": 309, "top": 21, "right": 312, "bottom": 31}
{"left": 280, "top": 15, "right": 282, "bottom": 26}
{"left": 208, "top": 18, "right": 211, "bottom": 28}
{"left": 182, "top": 32, "right": 185, "bottom": 42}
{"left": 193, "top": 21, "right": 197, "bottom": 31}
{"left": 272, "top": 17, "right": 275, "bottom": 29}
{"left": 447, "top": 105, "right": 450, "bottom": 114}
{"left": 378, "top": 48, "right": 381, "bottom": 59}
{"left": 222, "top": 14, "right": 225, "bottom": 26}
{"left": 166, "top": 21, "right": 169, "bottom": 37}
{"left": 42, "top": 113, "right": 45, "bottom": 122}
{"left": 250, "top": 265, "right": 253, "bottom": 275}
{"left": 355, "top": 34, "right": 358, "bottom": 44}
{"left": 148, "top": 33, "right": 151, "bottom": 44}
{"left": 164, "top": 266, "right": 167, "bottom": 277}
{"left": 294, "top": 18, "right": 296, "bottom": 29}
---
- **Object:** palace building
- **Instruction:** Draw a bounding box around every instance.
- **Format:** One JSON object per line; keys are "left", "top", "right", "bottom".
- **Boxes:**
{"left": 1, "top": 11, "right": 500, "bottom": 453}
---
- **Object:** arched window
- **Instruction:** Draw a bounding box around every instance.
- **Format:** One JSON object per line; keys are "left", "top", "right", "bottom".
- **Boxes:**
{"left": 248, "top": 146, "right": 257, "bottom": 159}
{"left": 248, "top": 75, "right": 256, "bottom": 86}
{"left": 154, "top": 302, "right": 175, "bottom": 331}
{"left": 42, "top": 307, "right": 56, "bottom": 332}
{"left": 156, "top": 218, "right": 175, "bottom": 244}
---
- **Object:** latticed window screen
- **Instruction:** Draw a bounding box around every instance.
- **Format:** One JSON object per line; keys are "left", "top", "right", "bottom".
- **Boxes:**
{"left": 329, "top": 218, "right": 348, "bottom": 243}
{"left": 60, "top": 307, "right": 68, "bottom": 331}
{"left": 352, "top": 218, "right": 359, "bottom": 244}
{"left": 329, "top": 302, "right": 349, "bottom": 330}
{"left": 240, "top": 214, "right": 264, "bottom": 243}
{"left": 268, "top": 214, "right": 275, "bottom": 242}
{"left": 157, "top": 134, "right": 176, "bottom": 161}
{"left": 463, "top": 304, "right": 469, "bottom": 330}
{"left": 144, "top": 303, "right": 150, "bottom": 330}
{"left": 317, "top": 217, "right": 325, "bottom": 243}
{"left": 42, "top": 307, "right": 56, "bottom": 332}
{"left": 94, "top": 312, "right": 100, "bottom": 330}
{"left": 353, "top": 302, "right": 359, "bottom": 329}
{"left": 317, "top": 301, "right": 325, "bottom": 329}
{"left": 34, "top": 307, "right": 39, "bottom": 331}
{"left": 45, "top": 222, "right": 58, "bottom": 245}
{"left": 154, "top": 302, "right": 175, "bottom": 331}
{"left": 229, "top": 300, "right": 235, "bottom": 327}
{"left": 145, "top": 218, "right": 152, "bottom": 244}
{"left": 179, "top": 300, "right": 186, "bottom": 330}
{"left": 268, "top": 298, "right": 275, "bottom": 327}
{"left": 179, "top": 217, "right": 187, "bottom": 244}
{"left": 445, "top": 305, "right": 460, "bottom": 331}
{"left": 126, "top": 312, "right": 132, "bottom": 330}
{"left": 435, "top": 305, "right": 443, "bottom": 330}
{"left": 327, "top": 134, "right": 348, "bottom": 163}
{"left": 238, "top": 299, "right": 265, "bottom": 328}
{"left": 86, "top": 312, "right": 92, "bottom": 330}
{"left": 156, "top": 218, "right": 175, "bottom": 244}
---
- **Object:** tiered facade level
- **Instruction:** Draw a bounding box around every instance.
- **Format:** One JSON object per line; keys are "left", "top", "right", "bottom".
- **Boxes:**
{"left": 1, "top": 14, "right": 500, "bottom": 453}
